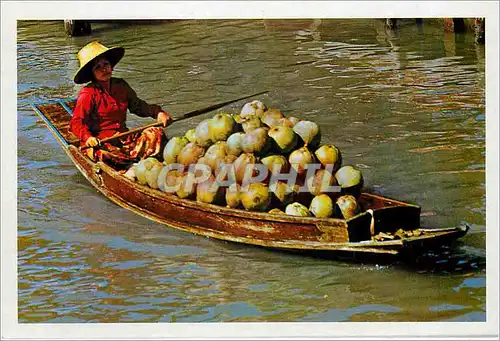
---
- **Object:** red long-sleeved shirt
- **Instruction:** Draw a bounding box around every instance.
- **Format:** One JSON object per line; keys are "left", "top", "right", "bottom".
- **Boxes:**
{"left": 70, "top": 77, "right": 163, "bottom": 143}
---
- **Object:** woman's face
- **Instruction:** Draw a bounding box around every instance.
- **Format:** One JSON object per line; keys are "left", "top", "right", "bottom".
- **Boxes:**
{"left": 92, "top": 57, "right": 112, "bottom": 82}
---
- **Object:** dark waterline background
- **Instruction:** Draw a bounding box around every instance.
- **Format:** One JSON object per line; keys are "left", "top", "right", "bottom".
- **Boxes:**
{"left": 17, "top": 19, "right": 485, "bottom": 322}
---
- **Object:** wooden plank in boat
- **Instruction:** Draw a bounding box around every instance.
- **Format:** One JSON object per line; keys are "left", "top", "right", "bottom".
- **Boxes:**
{"left": 32, "top": 100, "right": 79, "bottom": 146}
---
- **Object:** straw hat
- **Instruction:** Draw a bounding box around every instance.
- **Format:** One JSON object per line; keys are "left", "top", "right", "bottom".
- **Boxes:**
{"left": 73, "top": 41, "right": 125, "bottom": 84}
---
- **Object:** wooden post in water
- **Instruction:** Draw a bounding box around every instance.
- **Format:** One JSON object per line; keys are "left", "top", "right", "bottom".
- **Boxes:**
{"left": 64, "top": 20, "right": 92, "bottom": 37}
{"left": 385, "top": 18, "right": 485, "bottom": 45}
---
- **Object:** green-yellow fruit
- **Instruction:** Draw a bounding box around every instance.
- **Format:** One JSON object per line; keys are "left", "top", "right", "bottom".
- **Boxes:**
{"left": 270, "top": 182, "right": 294, "bottom": 207}
{"left": 268, "top": 126, "right": 298, "bottom": 154}
{"left": 260, "top": 108, "right": 284, "bottom": 128}
{"left": 163, "top": 136, "right": 189, "bottom": 164}
{"left": 335, "top": 195, "right": 360, "bottom": 220}
{"left": 310, "top": 194, "right": 334, "bottom": 218}
{"left": 185, "top": 129, "right": 196, "bottom": 143}
{"left": 176, "top": 172, "right": 197, "bottom": 199}
{"left": 241, "top": 127, "right": 270, "bottom": 154}
{"left": 268, "top": 208, "right": 286, "bottom": 215}
{"left": 209, "top": 112, "right": 236, "bottom": 142}
{"left": 240, "top": 183, "right": 271, "bottom": 212}
{"left": 289, "top": 147, "right": 314, "bottom": 175}
{"left": 177, "top": 142, "right": 205, "bottom": 167}
{"left": 306, "top": 169, "right": 337, "bottom": 196}
{"left": 196, "top": 176, "right": 224, "bottom": 205}
{"left": 293, "top": 120, "right": 321, "bottom": 149}
{"left": 261, "top": 155, "right": 288, "bottom": 176}
{"left": 225, "top": 183, "right": 241, "bottom": 208}
{"left": 135, "top": 157, "right": 162, "bottom": 185}
{"left": 285, "top": 202, "right": 312, "bottom": 217}
{"left": 315, "top": 144, "right": 342, "bottom": 172}
{"left": 204, "top": 141, "right": 228, "bottom": 170}
{"left": 226, "top": 132, "right": 245, "bottom": 156}
{"left": 194, "top": 119, "right": 213, "bottom": 148}
{"left": 145, "top": 164, "right": 163, "bottom": 189}
{"left": 335, "top": 165, "right": 364, "bottom": 198}
{"left": 242, "top": 116, "right": 264, "bottom": 133}
{"left": 234, "top": 153, "right": 257, "bottom": 184}
{"left": 240, "top": 100, "right": 267, "bottom": 119}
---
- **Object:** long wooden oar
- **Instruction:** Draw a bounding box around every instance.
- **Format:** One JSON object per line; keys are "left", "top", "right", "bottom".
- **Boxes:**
{"left": 81, "top": 90, "right": 269, "bottom": 150}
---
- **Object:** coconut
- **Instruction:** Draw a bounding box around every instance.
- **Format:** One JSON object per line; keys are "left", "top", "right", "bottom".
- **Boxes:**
{"left": 135, "top": 157, "right": 162, "bottom": 185}
{"left": 241, "top": 127, "right": 270, "bottom": 155}
{"left": 233, "top": 153, "right": 257, "bottom": 184}
{"left": 293, "top": 120, "right": 321, "bottom": 149}
{"left": 288, "top": 117, "right": 300, "bottom": 127}
{"left": 315, "top": 144, "right": 342, "bottom": 172}
{"left": 306, "top": 169, "right": 337, "bottom": 196}
{"left": 260, "top": 108, "right": 284, "bottom": 128}
{"left": 240, "top": 182, "right": 271, "bottom": 212}
{"left": 335, "top": 165, "right": 364, "bottom": 198}
{"left": 268, "top": 208, "right": 286, "bottom": 215}
{"left": 176, "top": 172, "right": 197, "bottom": 199}
{"left": 242, "top": 116, "right": 264, "bottom": 133}
{"left": 194, "top": 119, "right": 213, "bottom": 147}
{"left": 177, "top": 142, "right": 205, "bottom": 167}
{"left": 185, "top": 128, "right": 196, "bottom": 143}
{"left": 225, "top": 183, "right": 241, "bottom": 208}
{"left": 285, "top": 202, "right": 312, "bottom": 217}
{"left": 268, "top": 126, "right": 298, "bottom": 154}
{"left": 158, "top": 168, "right": 182, "bottom": 193}
{"left": 276, "top": 117, "right": 295, "bottom": 128}
{"left": 123, "top": 163, "right": 137, "bottom": 181}
{"left": 204, "top": 141, "right": 228, "bottom": 170}
{"left": 334, "top": 195, "right": 360, "bottom": 219}
{"left": 232, "top": 114, "right": 245, "bottom": 124}
{"left": 196, "top": 175, "right": 224, "bottom": 205}
{"left": 209, "top": 112, "right": 236, "bottom": 142}
{"left": 145, "top": 164, "right": 163, "bottom": 189}
{"left": 240, "top": 100, "right": 267, "bottom": 119}
{"left": 269, "top": 182, "right": 294, "bottom": 207}
{"left": 214, "top": 155, "right": 238, "bottom": 181}
{"left": 309, "top": 194, "right": 334, "bottom": 218}
{"left": 289, "top": 147, "right": 314, "bottom": 175}
{"left": 197, "top": 156, "right": 211, "bottom": 167}
{"left": 163, "top": 136, "right": 189, "bottom": 164}
{"left": 226, "top": 132, "right": 245, "bottom": 156}
{"left": 261, "top": 155, "right": 288, "bottom": 176}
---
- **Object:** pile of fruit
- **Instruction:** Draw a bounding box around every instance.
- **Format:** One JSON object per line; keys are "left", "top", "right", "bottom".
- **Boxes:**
{"left": 122, "top": 100, "right": 365, "bottom": 220}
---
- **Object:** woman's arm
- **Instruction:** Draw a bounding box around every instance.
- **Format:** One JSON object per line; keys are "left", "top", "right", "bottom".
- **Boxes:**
{"left": 123, "top": 79, "right": 164, "bottom": 119}
{"left": 70, "top": 89, "right": 95, "bottom": 143}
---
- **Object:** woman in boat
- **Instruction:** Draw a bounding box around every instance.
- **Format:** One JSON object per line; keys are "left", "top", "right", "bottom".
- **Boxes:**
{"left": 70, "top": 41, "right": 172, "bottom": 167}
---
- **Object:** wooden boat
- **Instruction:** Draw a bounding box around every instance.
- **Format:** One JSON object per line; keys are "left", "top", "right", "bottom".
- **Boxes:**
{"left": 30, "top": 99, "right": 469, "bottom": 260}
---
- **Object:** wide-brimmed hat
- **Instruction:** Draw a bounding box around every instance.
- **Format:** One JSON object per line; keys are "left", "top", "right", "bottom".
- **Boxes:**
{"left": 73, "top": 41, "right": 125, "bottom": 84}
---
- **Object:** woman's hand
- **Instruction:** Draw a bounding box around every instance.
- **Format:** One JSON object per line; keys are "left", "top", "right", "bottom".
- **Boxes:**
{"left": 85, "top": 136, "right": 100, "bottom": 147}
{"left": 157, "top": 111, "right": 172, "bottom": 127}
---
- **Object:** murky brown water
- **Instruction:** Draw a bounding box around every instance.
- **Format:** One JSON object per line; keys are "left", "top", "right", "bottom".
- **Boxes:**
{"left": 17, "top": 19, "right": 485, "bottom": 323}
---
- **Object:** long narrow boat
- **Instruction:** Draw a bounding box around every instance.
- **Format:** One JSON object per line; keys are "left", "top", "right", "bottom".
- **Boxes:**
{"left": 30, "top": 99, "right": 469, "bottom": 260}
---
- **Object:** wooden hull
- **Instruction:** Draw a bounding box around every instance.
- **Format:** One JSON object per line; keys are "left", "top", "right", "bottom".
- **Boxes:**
{"left": 31, "top": 99, "right": 469, "bottom": 259}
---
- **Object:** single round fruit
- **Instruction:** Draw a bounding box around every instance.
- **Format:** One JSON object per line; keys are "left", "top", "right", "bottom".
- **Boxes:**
{"left": 285, "top": 202, "right": 312, "bottom": 217}
{"left": 335, "top": 165, "right": 364, "bottom": 198}
{"left": 209, "top": 112, "right": 236, "bottom": 142}
{"left": 293, "top": 120, "right": 321, "bottom": 149}
{"left": 240, "top": 182, "right": 271, "bottom": 212}
{"left": 315, "top": 144, "right": 342, "bottom": 172}
{"left": 309, "top": 194, "right": 334, "bottom": 218}
{"left": 268, "top": 126, "right": 298, "bottom": 154}
{"left": 163, "top": 136, "right": 189, "bottom": 164}
{"left": 335, "top": 195, "right": 360, "bottom": 220}
{"left": 289, "top": 147, "right": 314, "bottom": 175}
